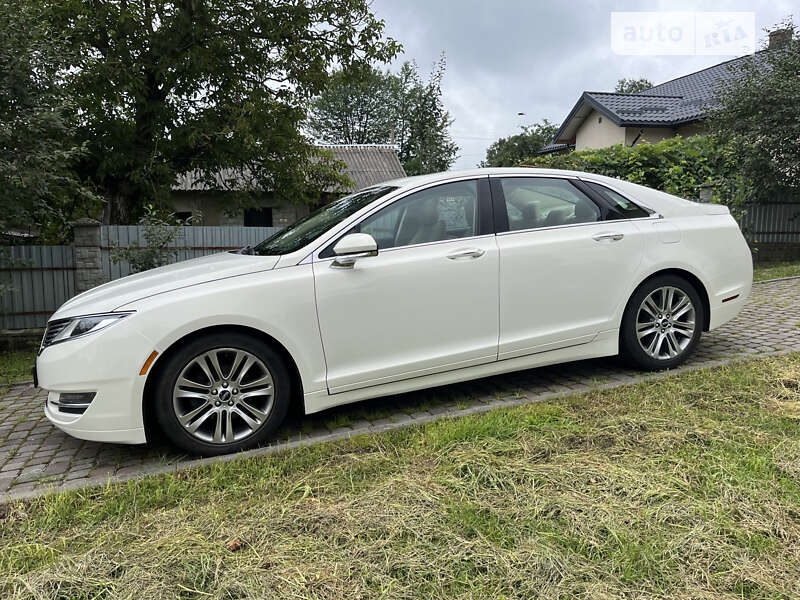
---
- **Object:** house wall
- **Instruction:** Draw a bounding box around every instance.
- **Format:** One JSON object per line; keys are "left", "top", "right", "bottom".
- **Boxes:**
{"left": 170, "top": 191, "right": 248, "bottom": 225}
{"left": 676, "top": 122, "right": 705, "bottom": 137}
{"left": 625, "top": 126, "right": 674, "bottom": 146}
{"left": 625, "top": 122, "right": 706, "bottom": 146}
{"left": 575, "top": 110, "right": 625, "bottom": 150}
{"left": 576, "top": 112, "right": 708, "bottom": 152}
{"left": 272, "top": 204, "right": 311, "bottom": 228}
{"left": 170, "top": 191, "right": 313, "bottom": 227}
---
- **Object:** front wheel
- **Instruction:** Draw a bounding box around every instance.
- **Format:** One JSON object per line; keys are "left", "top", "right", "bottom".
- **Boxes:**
{"left": 154, "top": 332, "right": 291, "bottom": 456}
{"left": 620, "top": 275, "right": 704, "bottom": 371}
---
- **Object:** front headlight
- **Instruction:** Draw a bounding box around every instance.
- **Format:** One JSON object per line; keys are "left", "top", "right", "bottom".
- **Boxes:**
{"left": 41, "top": 312, "right": 134, "bottom": 350}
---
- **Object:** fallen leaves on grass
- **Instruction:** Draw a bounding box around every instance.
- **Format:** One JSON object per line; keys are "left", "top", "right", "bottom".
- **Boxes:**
{"left": 225, "top": 538, "right": 244, "bottom": 552}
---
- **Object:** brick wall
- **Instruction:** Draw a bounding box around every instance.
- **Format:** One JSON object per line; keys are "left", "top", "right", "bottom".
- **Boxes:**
{"left": 72, "top": 219, "right": 106, "bottom": 294}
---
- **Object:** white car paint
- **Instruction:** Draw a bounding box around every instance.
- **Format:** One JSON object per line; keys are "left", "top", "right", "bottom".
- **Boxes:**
{"left": 496, "top": 218, "right": 646, "bottom": 359}
{"left": 36, "top": 168, "right": 752, "bottom": 445}
{"left": 314, "top": 233, "right": 500, "bottom": 393}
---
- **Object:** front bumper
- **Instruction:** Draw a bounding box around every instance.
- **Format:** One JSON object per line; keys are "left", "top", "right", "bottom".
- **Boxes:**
{"left": 36, "top": 320, "right": 157, "bottom": 445}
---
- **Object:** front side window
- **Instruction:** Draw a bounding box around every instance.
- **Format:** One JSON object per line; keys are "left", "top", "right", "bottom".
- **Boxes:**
{"left": 500, "top": 177, "right": 601, "bottom": 232}
{"left": 355, "top": 180, "right": 479, "bottom": 250}
{"left": 253, "top": 186, "right": 397, "bottom": 255}
{"left": 583, "top": 181, "right": 651, "bottom": 219}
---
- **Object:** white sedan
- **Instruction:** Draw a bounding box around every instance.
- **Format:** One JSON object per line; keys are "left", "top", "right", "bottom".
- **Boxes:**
{"left": 36, "top": 168, "right": 752, "bottom": 455}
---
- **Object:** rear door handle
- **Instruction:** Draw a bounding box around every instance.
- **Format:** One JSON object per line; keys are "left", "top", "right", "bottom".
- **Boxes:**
{"left": 447, "top": 248, "right": 485, "bottom": 260}
{"left": 592, "top": 232, "right": 624, "bottom": 242}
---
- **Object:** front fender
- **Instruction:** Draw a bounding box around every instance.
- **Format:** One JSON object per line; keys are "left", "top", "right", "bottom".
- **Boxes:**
{"left": 118, "top": 264, "right": 327, "bottom": 396}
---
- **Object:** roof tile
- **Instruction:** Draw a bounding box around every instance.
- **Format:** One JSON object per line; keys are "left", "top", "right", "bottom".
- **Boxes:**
{"left": 174, "top": 144, "right": 405, "bottom": 193}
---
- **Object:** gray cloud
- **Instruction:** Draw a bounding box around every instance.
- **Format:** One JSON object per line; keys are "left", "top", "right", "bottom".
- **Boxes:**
{"left": 371, "top": 0, "right": 795, "bottom": 169}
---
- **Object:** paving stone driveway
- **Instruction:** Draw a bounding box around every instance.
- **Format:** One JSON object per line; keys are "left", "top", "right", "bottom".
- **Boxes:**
{"left": 2, "top": 278, "right": 799, "bottom": 502}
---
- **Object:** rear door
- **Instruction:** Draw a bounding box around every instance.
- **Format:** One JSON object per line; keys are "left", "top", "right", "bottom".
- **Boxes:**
{"left": 493, "top": 175, "right": 648, "bottom": 360}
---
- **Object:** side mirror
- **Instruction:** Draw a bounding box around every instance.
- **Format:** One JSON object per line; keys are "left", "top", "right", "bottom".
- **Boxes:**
{"left": 331, "top": 233, "right": 378, "bottom": 269}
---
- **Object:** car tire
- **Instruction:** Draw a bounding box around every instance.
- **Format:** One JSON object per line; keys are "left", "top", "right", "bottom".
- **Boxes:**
{"left": 153, "top": 332, "right": 291, "bottom": 456}
{"left": 620, "top": 275, "right": 704, "bottom": 371}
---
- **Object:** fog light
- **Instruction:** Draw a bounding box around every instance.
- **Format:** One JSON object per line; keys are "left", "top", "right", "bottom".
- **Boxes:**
{"left": 49, "top": 392, "right": 96, "bottom": 415}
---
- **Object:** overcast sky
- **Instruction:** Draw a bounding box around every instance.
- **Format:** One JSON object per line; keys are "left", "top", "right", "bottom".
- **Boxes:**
{"left": 370, "top": 0, "right": 795, "bottom": 169}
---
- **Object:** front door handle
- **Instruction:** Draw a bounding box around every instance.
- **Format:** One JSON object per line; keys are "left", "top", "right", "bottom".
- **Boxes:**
{"left": 592, "top": 232, "right": 624, "bottom": 242}
{"left": 446, "top": 248, "right": 485, "bottom": 260}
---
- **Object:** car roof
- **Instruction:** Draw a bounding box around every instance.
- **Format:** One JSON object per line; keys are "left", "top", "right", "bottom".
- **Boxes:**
{"left": 376, "top": 167, "right": 697, "bottom": 219}
{"left": 379, "top": 167, "right": 615, "bottom": 189}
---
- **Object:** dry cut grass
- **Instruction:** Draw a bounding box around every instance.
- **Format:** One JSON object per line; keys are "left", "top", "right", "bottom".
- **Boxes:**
{"left": 2, "top": 355, "right": 800, "bottom": 599}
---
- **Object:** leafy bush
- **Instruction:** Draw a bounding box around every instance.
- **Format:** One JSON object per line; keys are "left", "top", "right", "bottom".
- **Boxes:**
{"left": 110, "top": 205, "right": 193, "bottom": 273}
{"left": 708, "top": 21, "right": 800, "bottom": 204}
{"left": 522, "top": 135, "right": 740, "bottom": 205}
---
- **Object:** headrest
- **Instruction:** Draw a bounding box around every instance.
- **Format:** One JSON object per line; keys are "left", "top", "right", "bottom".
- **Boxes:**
{"left": 407, "top": 197, "right": 440, "bottom": 225}
{"left": 574, "top": 200, "right": 599, "bottom": 221}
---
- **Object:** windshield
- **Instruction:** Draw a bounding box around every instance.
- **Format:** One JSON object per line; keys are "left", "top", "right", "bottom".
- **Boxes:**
{"left": 252, "top": 185, "right": 398, "bottom": 256}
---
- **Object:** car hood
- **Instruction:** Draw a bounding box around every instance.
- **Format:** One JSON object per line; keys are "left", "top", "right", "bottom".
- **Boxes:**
{"left": 54, "top": 252, "right": 280, "bottom": 319}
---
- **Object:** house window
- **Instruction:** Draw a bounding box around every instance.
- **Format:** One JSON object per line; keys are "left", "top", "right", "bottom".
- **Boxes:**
{"left": 244, "top": 207, "right": 273, "bottom": 227}
{"left": 175, "top": 211, "right": 193, "bottom": 224}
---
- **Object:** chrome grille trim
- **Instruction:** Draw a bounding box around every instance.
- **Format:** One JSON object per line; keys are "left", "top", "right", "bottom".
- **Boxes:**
{"left": 40, "top": 319, "right": 72, "bottom": 352}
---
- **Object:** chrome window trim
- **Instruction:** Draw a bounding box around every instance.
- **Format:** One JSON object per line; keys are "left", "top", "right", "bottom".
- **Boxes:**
{"left": 488, "top": 172, "right": 662, "bottom": 223}
{"left": 496, "top": 214, "right": 661, "bottom": 237}
{"left": 298, "top": 171, "right": 662, "bottom": 265}
{"left": 576, "top": 176, "right": 659, "bottom": 217}
{"left": 305, "top": 174, "right": 490, "bottom": 263}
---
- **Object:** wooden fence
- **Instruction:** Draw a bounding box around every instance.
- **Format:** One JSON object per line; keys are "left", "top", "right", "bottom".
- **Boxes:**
{"left": 1, "top": 226, "right": 281, "bottom": 330}
{"left": 0, "top": 246, "right": 75, "bottom": 330}
{"left": 100, "top": 225, "right": 281, "bottom": 280}
{"left": 739, "top": 203, "right": 800, "bottom": 243}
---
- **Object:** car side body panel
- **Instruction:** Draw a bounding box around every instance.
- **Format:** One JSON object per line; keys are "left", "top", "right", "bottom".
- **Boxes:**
{"left": 313, "top": 235, "right": 500, "bottom": 393}
{"left": 495, "top": 219, "right": 646, "bottom": 359}
{"left": 122, "top": 263, "right": 328, "bottom": 396}
{"left": 624, "top": 214, "right": 752, "bottom": 331}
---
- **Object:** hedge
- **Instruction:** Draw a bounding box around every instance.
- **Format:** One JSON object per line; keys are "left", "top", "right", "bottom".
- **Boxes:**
{"left": 521, "top": 135, "right": 741, "bottom": 205}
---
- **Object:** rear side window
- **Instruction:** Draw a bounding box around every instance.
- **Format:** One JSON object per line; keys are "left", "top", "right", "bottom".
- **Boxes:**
{"left": 583, "top": 181, "right": 651, "bottom": 219}
{"left": 499, "top": 177, "right": 601, "bottom": 231}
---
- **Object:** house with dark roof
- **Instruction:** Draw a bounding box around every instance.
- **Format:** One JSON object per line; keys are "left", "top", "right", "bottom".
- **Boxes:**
{"left": 540, "top": 29, "right": 790, "bottom": 154}
{"left": 170, "top": 144, "right": 405, "bottom": 227}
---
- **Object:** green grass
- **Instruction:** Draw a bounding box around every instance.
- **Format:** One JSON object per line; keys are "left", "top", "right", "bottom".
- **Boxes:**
{"left": 3, "top": 355, "right": 800, "bottom": 598}
{"left": 0, "top": 348, "right": 37, "bottom": 385}
{"left": 753, "top": 260, "right": 800, "bottom": 282}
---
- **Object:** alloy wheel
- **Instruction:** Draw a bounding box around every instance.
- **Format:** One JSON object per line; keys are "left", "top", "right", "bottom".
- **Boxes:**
{"left": 635, "top": 286, "right": 696, "bottom": 360}
{"left": 172, "top": 347, "right": 274, "bottom": 444}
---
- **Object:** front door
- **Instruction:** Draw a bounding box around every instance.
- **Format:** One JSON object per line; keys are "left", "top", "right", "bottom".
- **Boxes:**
{"left": 313, "top": 178, "right": 499, "bottom": 393}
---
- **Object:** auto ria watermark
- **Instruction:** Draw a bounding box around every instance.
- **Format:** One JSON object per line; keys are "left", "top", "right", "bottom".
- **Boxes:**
{"left": 611, "top": 12, "right": 755, "bottom": 56}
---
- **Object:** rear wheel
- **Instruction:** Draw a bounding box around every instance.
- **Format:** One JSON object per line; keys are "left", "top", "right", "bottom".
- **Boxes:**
{"left": 620, "top": 275, "right": 704, "bottom": 370}
{"left": 154, "top": 332, "right": 290, "bottom": 456}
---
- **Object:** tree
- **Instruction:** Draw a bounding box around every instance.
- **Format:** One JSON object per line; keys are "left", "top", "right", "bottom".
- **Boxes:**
{"left": 614, "top": 77, "right": 653, "bottom": 93}
{"left": 308, "top": 57, "right": 459, "bottom": 175}
{"left": 307, "top": 66, "right": 397, "bottom": 145}
{"left": 0, "top": 2, "right": 99, "bottom": 241}
{"left": 42, "top": 0, "right": 400, "bottom": 223}
{"left": 708, "top": 20, "right": 800, "bottom": 203}
{"left": 395, "top": 58, "right": 459, "bottom": 175}
{"left": 481, "top": 120, "right": 560, "bottom": 167}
